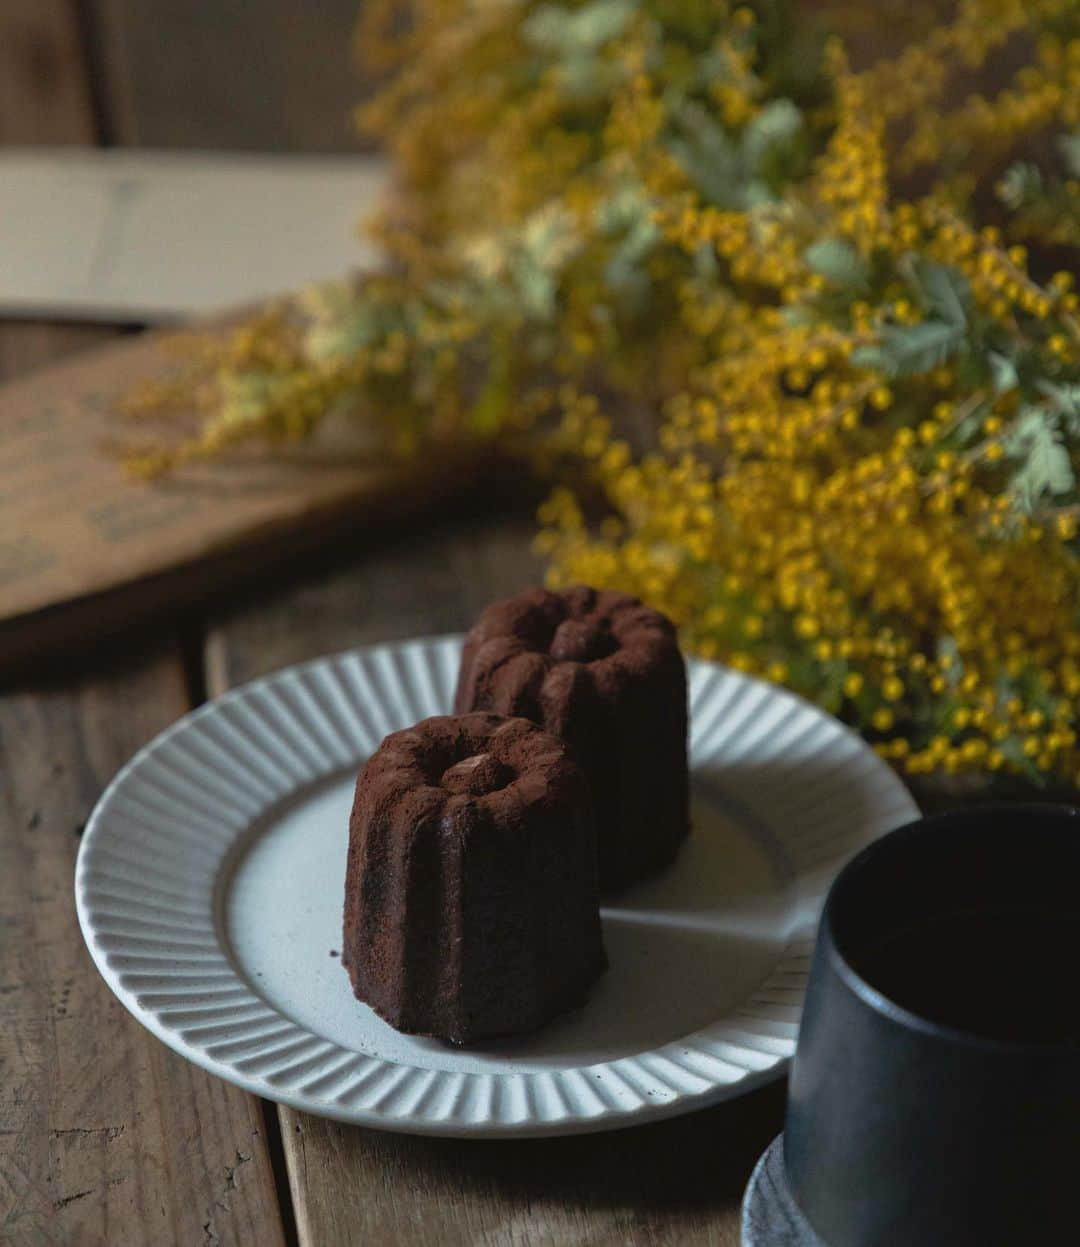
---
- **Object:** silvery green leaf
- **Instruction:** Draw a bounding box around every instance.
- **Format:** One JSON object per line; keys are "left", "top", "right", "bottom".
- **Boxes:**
{"left": 1058, "top": 131, "right": 1080, "bottom": 179}
{"left": 742, "top": 179, "right": 775, "bottom": 207}
{"left": 1001, "top": 405, "right": 1047, "bottom": 455}
{"left": 666, "top": 102, "right": 739, "bottom": 207}
{"left": 854, "top": 320, "right": 965, "bottom": 378}
{"left": 987, "top": 350, "right": 1019, "bottom": 394}
{"left": 595, "top": 184, "right": 659, "bottom": 296}
{"left": 906, "top": 258, "right": 969, "bottom": 327}
{"left": 1033, "top": 427, "right": 1074, "bottom": 494}
{"left": 463, "top": 231, "right": 511, "bottom": 283}
{"left": 516, "top": 263, "right": 556, "bottom": 318}
{"left": 804, "top": 237, "right": 869, "bottom": 290}
{"left": 818, "top": 662, "right": 846, "bottom": 713}
{"left": 997, "top": 735, "right": 1046, "bottom": 783}
{"left": 521, "top": 203, "right": 578, "bottom": 262}
{"left": 849, "top": 344, "right": 887, "bottom": 371}
{"left": 520, "top": 6, "right": 569, "bottom": 48}
{"left": 1038, "top": 381, "right": 1080, "bottom": 434}
{"left": 698, "top": 47, "right": 732, "bottom": 89}
{"left": 1039, "top": 380, "right": 1080, "bottom": 407}
{"left": 523, "top": 0, "right": 635, "bottom": 53}
{"left": 605, "top": 225, "right": 657, "bottom": 296}
{"left": 997, "top": 161, "right": 1042, "bottom": 210}
{"left": 305, "top": 305, "right": 379, "bottom": 362}
{"left": 559, "top": 52, "right": 604, "bottom": 97}
{"left": 666, "top": 137, "right": 735, "bottom": 207}
{"left": 595, "top": 181, "right": 656, "bottom": 233}
{"left": 783, "top": 304, "right": 818, "bottom": 328}
{"left": 1010, "top": 423, "right": 1074, "bottom": 508}
{"left": 510, "top": 205, "right": 579, "bottom": 319}
{"left": 740, "top": 99, "right": 802, "bottom": 174}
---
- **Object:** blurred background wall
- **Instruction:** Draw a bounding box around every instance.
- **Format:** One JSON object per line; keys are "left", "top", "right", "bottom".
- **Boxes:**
{"left": 1, "top": 1, "right": 367, "bottom": 152}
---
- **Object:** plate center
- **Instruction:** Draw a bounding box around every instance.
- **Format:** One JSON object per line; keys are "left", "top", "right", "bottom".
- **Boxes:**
{"left": 221, "top": 773, "right": 794, "bottom": 1074}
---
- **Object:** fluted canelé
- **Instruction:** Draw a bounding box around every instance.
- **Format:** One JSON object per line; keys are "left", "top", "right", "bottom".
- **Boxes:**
{"left": 454, "top": 586, "right": 689, "bottom": 892}
{"left": 343, "top": 712, "right": 606, "bottom": 1045}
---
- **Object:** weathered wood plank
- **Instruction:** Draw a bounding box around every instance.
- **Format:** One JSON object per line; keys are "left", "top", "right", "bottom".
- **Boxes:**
{"left": 205, "top": 503, "right": 538, "bottom": 691}
{"left": 91, "top": 0, "right": 371, "bottom": 151}
{"left": 0, "top": 336, "right": 289, "bottom": 1246}
{"left": 206, "top": 506, "right": 784, "bottom": 1245}
{"left": 0, "top": 329, "right": 483, "bottom": 685}
{"left": 0, "top": 652, "right": 288, "bottom": 1247}
{"left": 0, "top": 323, "right": 118, "bottom": 379}
{"left": 280, "top": 1082, "right": 783, "bottom": 1247}
{"left": 0, "top": 338, "right": 288, "bottom": 1247}
{"left": 0, "top": 17, "right": 288, "bottom": 1227}
{"left": 0, "top": 1, "right": 96, "bottom": 145}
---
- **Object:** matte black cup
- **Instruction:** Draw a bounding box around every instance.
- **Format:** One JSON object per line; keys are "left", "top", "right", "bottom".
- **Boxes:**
{"left": 785, "top": 804, "right": 1080, "bottom": 1246}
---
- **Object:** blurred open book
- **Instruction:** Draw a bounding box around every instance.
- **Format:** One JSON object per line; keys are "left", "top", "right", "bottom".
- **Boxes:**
{"left": 0, "top": 148, "right": 387, "bottom": 321}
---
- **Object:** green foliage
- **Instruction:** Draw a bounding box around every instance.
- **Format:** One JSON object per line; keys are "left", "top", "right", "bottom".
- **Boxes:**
{"left": 1058, "top": 130, "right": 1080, "bottom": 178}
{"left": 523, "top": 0, "right": 637, "bottom": 53}
{"left": 667, "top": 97, "right": 804, "bottom": 209}
{"left": 998, "top": 161, "right": 1043, "bottom": 211}
{"left": 851, "top": 260, "right": 975, "bottom": 378}
{"left": 596, "top": 182, "right": 661, "bottom": 298}
{"left": 908, "top": 259, "right": 971, "bottom": 328}
{"left": 1006, "top": 407, "right": 1076, "bottom": 508}
{"left": 853, "top": 320, "right": 966, "bottom": 378}
{"left": 987, "top": 350, "right": 1019, "bottom": 395}
{"left": 804, "top": 237, "right": 869, "bottom": 290}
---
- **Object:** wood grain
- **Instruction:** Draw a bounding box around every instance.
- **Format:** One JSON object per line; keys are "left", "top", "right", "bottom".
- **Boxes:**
{"left": 206, "top": 507, "right": 785, "bottom": 1245}
{"left": 0, "top": 323, "right": 119, "bottom": 382}
{"left": 0, "top": 336, "right": 291, "bottom": 1247}
{"left": 0, "top": 24, "right": 288, "bottom": 1236}
{"left": 0, "top": 651, "right": 287, "bottom": 1247}
{"left": 0, "top": 1, "right": 97, "bottom": 145}
{"left": 91, "top": 0, "right": 372, "bottom": 151}
{"left": 282, "top": 1083, "right": 783, "bottom": 1247}
{"left": 0, "top": 330, "right": 485, "bottom": 683}
{"left": 205, "top": 501, "right": 544, "bottom": 691}
{"left": 0, "top": 337, "right": 291, "bottom": 1245}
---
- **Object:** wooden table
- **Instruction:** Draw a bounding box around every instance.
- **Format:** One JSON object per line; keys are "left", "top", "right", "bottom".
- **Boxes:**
{"left": 1, "top": 5, "right": 784, "bottom": 1242}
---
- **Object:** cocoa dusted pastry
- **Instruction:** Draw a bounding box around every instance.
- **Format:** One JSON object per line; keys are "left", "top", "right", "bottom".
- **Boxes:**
{"left": 343, "top": 712, "right": 606, "bottom": 1045}
{"left": 454, "top": 586, "right": 689, "bottom": 891}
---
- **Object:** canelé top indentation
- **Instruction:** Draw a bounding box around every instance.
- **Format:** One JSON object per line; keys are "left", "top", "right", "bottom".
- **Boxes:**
{"left": 470, "top": 586, "right": 674, "bottom": 674}
{"left": 440, "top": 752, "right": 515, "bottom": 796}
{"left": 357, "top": 712, "right": 586, "bottom": 827}
{"left": 549, "top": 618, "right": 619, "bottom": 664}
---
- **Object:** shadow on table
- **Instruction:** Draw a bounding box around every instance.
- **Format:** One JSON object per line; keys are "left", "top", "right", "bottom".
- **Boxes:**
{"left": 347, "top": 1078, "right": 785, "bottom": 1219}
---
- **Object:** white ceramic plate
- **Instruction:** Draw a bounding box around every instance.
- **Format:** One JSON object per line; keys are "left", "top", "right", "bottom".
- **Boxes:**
{"left": 76, "top": 636, "right": 917, "bottom": 1137}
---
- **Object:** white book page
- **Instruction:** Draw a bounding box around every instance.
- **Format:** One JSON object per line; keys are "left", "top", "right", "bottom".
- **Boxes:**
{"left": 0, "top": 148, "right": 388, "bottom": 322}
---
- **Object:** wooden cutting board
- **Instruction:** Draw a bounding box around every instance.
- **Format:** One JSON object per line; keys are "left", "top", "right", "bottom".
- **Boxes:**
{"left": 0, "top": 328, "right": 481, "bottom": 681}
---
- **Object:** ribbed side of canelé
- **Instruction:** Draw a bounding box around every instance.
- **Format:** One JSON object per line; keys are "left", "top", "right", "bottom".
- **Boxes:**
{"left": 455, "top": 776, "right": 605, "bottom": 1042}
{"left": 454, "top": 587, "right": 690, "bottom": 893}
{"left": 343, "top": 713, "right": 606, "bottom": 1045}
{"left": 599, "top": 644, "right": 689, "bottom": 889}
{"left": 343, "top": 782, "right": 444, "bottom": 1031}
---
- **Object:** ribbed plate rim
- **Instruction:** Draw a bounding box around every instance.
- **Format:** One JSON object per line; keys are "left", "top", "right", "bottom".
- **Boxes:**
{"left": 75, "top": 634, "right": 918, "bottom": 1137}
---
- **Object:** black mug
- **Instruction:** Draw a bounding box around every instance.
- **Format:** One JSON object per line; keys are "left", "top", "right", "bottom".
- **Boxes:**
{"left": 784, "top": 804, "right": 1080, "bottom": 1246}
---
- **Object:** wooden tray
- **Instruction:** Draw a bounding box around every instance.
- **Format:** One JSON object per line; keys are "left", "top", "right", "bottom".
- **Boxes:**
{"left": 0, "top": 328, "right": 480, "bottom": 680}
